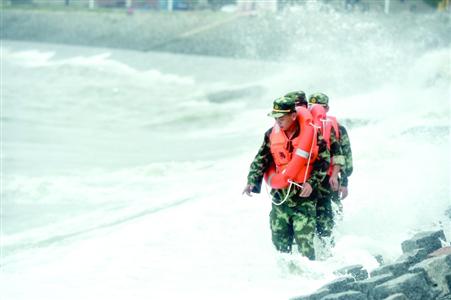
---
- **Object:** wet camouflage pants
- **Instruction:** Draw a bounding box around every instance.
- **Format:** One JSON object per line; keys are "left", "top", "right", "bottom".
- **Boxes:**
{"left": 316, "top": 190, "right": 342, "bottom": 238}
{"left": 316, "top": 193, "right": 334, "bottom": 238}
{"left": 269, "top": 199, "right": 316, "bottom": 260}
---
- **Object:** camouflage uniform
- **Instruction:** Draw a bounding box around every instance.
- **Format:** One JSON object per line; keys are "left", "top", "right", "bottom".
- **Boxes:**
{"left": 308, "top": 93, "right": 345, "bottom": 240}
{"left": 246, "top": 100, "right": 330, "bottom": 259}
{"left": 332, "top": 124, "right": 353, "bottom": 213}
{"left": 315, "top": 127, "right": 344, "bottom": 238}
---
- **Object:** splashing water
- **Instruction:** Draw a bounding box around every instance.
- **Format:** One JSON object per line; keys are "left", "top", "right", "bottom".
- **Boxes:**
{"left": 1, "top": 6, "right": 450, "bottom": 300}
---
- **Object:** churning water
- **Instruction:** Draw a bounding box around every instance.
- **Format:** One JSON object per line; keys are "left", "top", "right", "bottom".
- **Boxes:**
{"left": 1, "top": 6, "right": 450, "bottom": 300}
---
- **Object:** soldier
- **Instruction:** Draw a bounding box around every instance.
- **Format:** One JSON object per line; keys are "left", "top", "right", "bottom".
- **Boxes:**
{"left": 308, "top": 93, "right": 350, "bottom": 244}
{"left": 336, "top": 122, "right": 353, "bottom": 207}
{"left": 242, "top": 96, "right": 330, "bottom": 260}
{"left": 285, "top": 90, "right": 308, "bottom": 108}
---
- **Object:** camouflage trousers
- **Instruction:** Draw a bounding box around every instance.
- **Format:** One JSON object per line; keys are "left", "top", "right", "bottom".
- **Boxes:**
{"left": 316, "top": 188, "right": 342, "bottom": 239}
{"left": 269, "top": 196, "right": 317, "bottom": 260}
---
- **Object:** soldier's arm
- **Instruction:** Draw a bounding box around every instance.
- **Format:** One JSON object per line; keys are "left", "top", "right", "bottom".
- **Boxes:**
{"left": 330, "top": 127, "right": 345, "bottom": 168}
{"left": 341, "top": 175, "right": 349, "bottom": 187}
{"left": 306, "top": 132, "right": 330, "bottom": 190}
{"left": 246, "top": 128, "right": 273, "bottom": 194}
{"left": 339, "top": 125, "right": 353, "bottom": 180}
{"left": 328, "top": 127, "right": 345, "bottom": 190}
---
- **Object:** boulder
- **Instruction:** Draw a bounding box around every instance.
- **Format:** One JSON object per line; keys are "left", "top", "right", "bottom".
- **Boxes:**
{"left": 321, "top": 276, "right": 356, "bottom": 294}
{"left": 409, "top": 253, "right": 451, "bottom": 296}
{"left": 395, "top": 248, "right": 429, "bottom": 265}
{"left": 350, "top": 273, "right": 395, "bottom": 294}
{"left": 335, "top": 264, "right": 369, "bottom": 281}
{"left": 401, "top": 230, "right": 445, "bottom": 255}
{"left": 370, "top": 261, "right": 408, "bottom": 277}
{"left": 290, "top": 288, "right": 330, "bottom": 300}
{"left": 371, "top": 272, "right": 439, "bottom": 300}
{"left": 320, "top": 291, "right": 367, "bottom": 300}
{"left": 382, "top": 293, "right": 408, "bottom": 300}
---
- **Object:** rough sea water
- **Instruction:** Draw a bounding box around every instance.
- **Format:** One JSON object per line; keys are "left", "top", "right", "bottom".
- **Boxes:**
{"left": 1, "top": 5, "right": 450, "bottom": 300}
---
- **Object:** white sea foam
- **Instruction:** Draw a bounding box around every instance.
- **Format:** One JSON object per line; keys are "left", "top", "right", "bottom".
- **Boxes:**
{"left": 1, "top": 7, "right": 450, "bottom": 300}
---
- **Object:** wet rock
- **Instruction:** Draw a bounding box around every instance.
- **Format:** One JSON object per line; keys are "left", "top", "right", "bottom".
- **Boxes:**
{"left": 322, "top": 276, "right": 356, "bottom": 293}
{"left": 370, "top": 261, "right": 408, "bottom": 277}
{"left": 371, "top": 272, "right": 439, "bottom": 300}
{"left": 374, "top": 254, "right": 384, "bottom": 265}
{"left": 350, "top": 273, "right": 395, "bottom": 294}
{"left": 290, "top": 230, "right": 450, "bottom": 300}
{"left": 382, "top": 293, "right": 408, "bottom": 300}
{"left": 401, "top": 230, "right": 445, "bottom": 255}
{"left": 334, "top": 264, "right": 369, "bottom": 281}
{"left": 395, "top": 248, "right": 429, "bottom": 265}
{"left": 321, "top": 290, "right": 367, "bottom": 300}
{"left": 446, "top": 273, "right": 451, "bottom": 292}
{"left": 290, "top": 288, "right": 330, "bottom": 300}
{"left": 409, "top": 253, "right": 451, "bottom": 296}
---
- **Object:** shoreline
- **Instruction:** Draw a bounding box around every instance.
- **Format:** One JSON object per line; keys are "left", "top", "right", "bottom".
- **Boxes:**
{"left": 1, "top": 3, "right": 440, "bottom": 59}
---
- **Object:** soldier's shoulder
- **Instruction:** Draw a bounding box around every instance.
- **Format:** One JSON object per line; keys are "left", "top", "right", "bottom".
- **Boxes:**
{"left": 339, "top": 124, "right": 348, "bottom": 134}
{"left": 264, "top": 127, "right": 273, "bottom": 137}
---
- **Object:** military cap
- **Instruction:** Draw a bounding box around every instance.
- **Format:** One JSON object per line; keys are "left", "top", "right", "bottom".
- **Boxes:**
{"left": 285, "top": 90, "right": 307, "bottom": 107}
{"left": 267, "top": 96, "right": 296, "bottom": 118}
{"left": 308, "top": 92, "right": 329, "bottom": 106}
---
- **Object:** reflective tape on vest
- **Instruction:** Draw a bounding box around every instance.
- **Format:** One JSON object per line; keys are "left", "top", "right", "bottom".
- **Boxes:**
{"left": 295, "top": 148, "right": 310, "bottom": 159}
{"left": 268, "top": 174, "right": 274, "bottom": 186}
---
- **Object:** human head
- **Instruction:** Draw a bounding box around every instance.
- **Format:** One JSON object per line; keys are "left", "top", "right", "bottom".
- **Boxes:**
{"left": 268, "top": 96, "right": 297, "bottom": 131}
{"left": 285, "top": 90, "right": 307, "bottom": 108}
{"left": 308, "top": 93, "right": 329, "bottom": 111}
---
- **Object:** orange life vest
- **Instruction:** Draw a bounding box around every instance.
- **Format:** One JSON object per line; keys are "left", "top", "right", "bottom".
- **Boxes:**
{"left": 264, "top": 107, "right": 319, "bottom": 189}
{"left": 310, "top": 104, "right": 340, "bottom": 176}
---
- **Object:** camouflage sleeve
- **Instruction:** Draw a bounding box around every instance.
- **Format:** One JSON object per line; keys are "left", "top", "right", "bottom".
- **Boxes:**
{"left": 339, "top": 125, "right": 353, "bottom": 186}
{"left": 330, "top": 127, "right": 345, "bottom": 167}
{"left": 306, "top": 131, "right": 330, "bottom": 190}
{"left": 246, "top": 128, "right": 273, "bottom": 193}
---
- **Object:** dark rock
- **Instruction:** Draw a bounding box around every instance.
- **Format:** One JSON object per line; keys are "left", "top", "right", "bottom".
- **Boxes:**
{"left": 320, "top": 290, "right": 367, "bottom": 300}
{"left": 446, "top": 273, "right": 451, "bottom": 292}
{"left": 350, "top": 273, "right": 395, "bottom": 294}
{"left": 290, "top": 288, "right": 330, "bottom": 300}
{"left": 382, "top": 293, "right": 408, "bottom": 300}
{"left": 370, "top": 261, "right": 408, "bottom": 277}
{"left": 436, "top": 295, "right": 451, "bottom": 300}
{"left": 374, "top": 254, "right": 384, "bottom": 265}
{"left": 409, "top": 254, "right": 451, "bottom": 296}
{"left": 401, "top": 230, "right": 446, "bottom": 255}
{"left": 335, "top": 264, "right": 369, "bottom": 281}
{"left": 322, "top": 276, "right": 356, "bottom": 293}
{"left": 290, "top": 230, "right": 450, "bottom": 300}
{"left": 371, "top": 272, "right": 439, "bottom": 300}
{"left": 395, "top": 248, "right": 429, "bottom": 266}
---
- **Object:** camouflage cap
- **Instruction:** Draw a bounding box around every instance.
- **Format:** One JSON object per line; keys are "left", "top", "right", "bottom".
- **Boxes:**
{"left": 308, "top": 92, "right": 329, "bottom": 106}
{"left": 285, "top": 90, "right": 307, "bottom": 107}
{"left": 267, "top": 96, "right": 296, "bottom": 118}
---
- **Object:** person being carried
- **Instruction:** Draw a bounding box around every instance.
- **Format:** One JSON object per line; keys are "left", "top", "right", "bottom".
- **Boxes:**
{"left": 242, "top": 96, "right": 330, "bottom": 260}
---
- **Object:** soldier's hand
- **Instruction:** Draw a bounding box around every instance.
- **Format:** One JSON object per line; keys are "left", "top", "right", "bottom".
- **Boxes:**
{"left": 339, "top": 186, "right": 348, "bottom": 199}
{"left": 329, "top": 175, "right": 339, "bottom": 191}
{"left": 242, "top": 184, "right": 254, "bottom": 197}
{"left": 299, "top": 182, "right": 312, "bottom": 198}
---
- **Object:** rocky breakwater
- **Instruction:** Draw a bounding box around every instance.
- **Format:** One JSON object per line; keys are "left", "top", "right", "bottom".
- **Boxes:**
{"left": 292, "top": 230, "right": 451, "bottom": 300}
